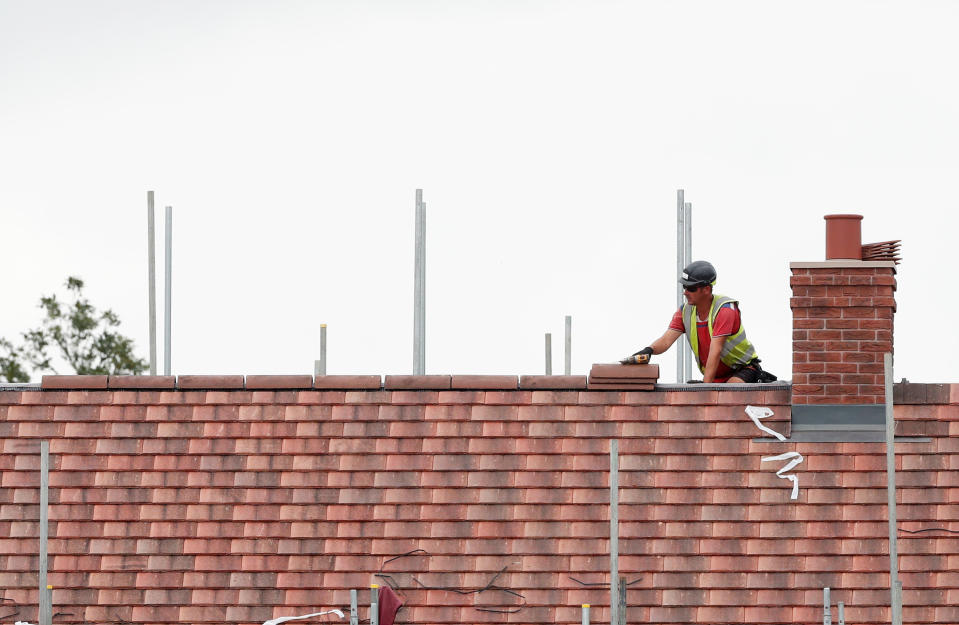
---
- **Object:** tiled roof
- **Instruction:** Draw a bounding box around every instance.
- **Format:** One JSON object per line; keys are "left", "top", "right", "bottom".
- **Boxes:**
{"left": 0, "top": 380, "right": 957, "bottom": 624}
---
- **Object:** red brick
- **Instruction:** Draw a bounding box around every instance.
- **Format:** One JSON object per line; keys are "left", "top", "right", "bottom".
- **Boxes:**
{"left": 807, "top": 352, "right": 842, "bottom": 363}
{"left": 842, "top": 306, "right": 877, "bottom": 319}
{"left": 792, "top": 340, "right": 826, "bottom": 352}
{"left": 41, "top": 375, "right": 108, "bottom": 389}
{"left": 808, "top": 373, "right": 842, "bottom": 384}
{"left": 825, "top": 318, "right": 861, "bottom": 329}
{"left": 826, "top": 340, "right": 862, "bottom": 351}
{"left": 177, "top": 375, "right": 244, "bottom": 389}
{"left": 245, "top": 375, "right": 312, "bottom": 389}
{"left": 860, "top": 318, "right": 892, "bottom": 329}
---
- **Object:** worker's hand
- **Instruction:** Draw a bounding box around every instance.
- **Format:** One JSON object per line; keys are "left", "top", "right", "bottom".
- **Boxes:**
{"left": 619, "top": 347, "right": 653, "bottom": 365}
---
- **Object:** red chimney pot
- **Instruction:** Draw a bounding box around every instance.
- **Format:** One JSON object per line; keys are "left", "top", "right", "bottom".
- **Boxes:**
{"left": 824, "top": 214, "right": 863, "bottom": 260}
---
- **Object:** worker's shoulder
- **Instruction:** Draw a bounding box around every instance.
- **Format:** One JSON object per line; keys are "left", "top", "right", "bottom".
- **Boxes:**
{"left": 713, "top": 293, "right": 740, "bottom": 306}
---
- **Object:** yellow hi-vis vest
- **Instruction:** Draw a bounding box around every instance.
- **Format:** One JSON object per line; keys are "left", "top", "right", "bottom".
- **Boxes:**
{"left": 682, "top": 294, "right": 758, "bottom": 374}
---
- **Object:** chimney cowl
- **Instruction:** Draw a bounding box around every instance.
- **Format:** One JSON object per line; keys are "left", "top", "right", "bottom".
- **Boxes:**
{"left": 824, "top": 214, "right": 863, "bottom": 260}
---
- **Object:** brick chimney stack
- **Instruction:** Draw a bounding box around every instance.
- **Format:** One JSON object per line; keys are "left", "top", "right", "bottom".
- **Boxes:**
{"left": 790, "top": 215, "right": 897, "bottom": 405}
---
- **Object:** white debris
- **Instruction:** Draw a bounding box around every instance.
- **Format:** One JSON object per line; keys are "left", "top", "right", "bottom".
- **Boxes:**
{"left": 262, "top": 609, "right": 345, "bottom": 625}
{"left": 745, "top": 405, "right": 787, "bottom": 441}
{"left": 761, "top": 451, "right": 804, "bottom": 500}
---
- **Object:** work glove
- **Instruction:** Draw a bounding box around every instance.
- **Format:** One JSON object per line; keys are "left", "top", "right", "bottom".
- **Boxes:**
{"left": 619, "top": 346, "right": 653, "bottom": 365}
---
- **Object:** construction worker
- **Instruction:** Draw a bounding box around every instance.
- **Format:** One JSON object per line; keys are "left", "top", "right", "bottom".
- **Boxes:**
{"left": 621, "top": 260, "right": 774, "bottom": 383}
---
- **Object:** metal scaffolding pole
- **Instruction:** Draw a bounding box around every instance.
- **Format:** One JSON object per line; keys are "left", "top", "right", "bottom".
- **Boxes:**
{"left": 545, "top": 333, "right": 552, "bottom": 375}
{"left": 609, "top": 439, "right": 619, "bottom": 625}
{"left": 314, "top": 324, "right": 327, "bottom": 376}
{"left": 683, "top": 201, "right": 692, "bottom": 381}
{"left": 824, "top": 587, "right": 832, "bottom": 625}
{"left": 884, "top": 352, "right": 902, "bottom": 625}
{"left": 163, "top": 206, "right": 172, "bottom": 375}
{"left": 413, "top": 190, "right": 426, "bottom": 374}
{"left": 39, "top": 441, "right": 50, "bottom": 625}
{"left": 675, "top": 190, "right": 685, "bottom": 383}
{"left": 147, "top": 191, "right": 157, "bottom": 375}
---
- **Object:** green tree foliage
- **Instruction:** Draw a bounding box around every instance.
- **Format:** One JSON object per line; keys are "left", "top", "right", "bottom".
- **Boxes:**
{"left": 0, "top": 338, "right": 29, "bottom": 383}
{"left": 0, "top": 277, "right": 147, "bottom": 382}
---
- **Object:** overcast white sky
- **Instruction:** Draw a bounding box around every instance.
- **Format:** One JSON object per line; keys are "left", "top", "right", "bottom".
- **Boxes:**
{"left": 2, "top": 1, "right": 957, "bottom": 382}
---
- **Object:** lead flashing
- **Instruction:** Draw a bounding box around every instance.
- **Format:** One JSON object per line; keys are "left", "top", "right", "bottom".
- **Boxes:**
{"left": 655, "top": 382, "right": 792, "bottom": 391}
{"left": 790, "top": 261, "right": 896, "bottom": 269}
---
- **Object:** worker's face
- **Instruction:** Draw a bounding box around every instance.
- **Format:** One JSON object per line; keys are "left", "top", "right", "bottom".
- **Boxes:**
{"left": 684, "top": 284, "right": 712, "bottom": 307}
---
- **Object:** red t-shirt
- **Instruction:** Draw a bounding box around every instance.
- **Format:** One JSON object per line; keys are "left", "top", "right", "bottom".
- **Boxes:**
{"left": 669, "top": 302, "right": 742, "bottom": 382}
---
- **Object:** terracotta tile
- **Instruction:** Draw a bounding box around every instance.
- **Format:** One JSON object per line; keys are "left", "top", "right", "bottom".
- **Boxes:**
{"left": 311, "top": 375, "right": 382, "bottom": 390}
{"left": 449, "top": 375, "right": 518, "bottom": 390}
{"left": 586, "top": 382, "right": 655, "bottom": 390}
{"left": 589, "top": 363, "right": 660, "bottom": 379}
{"left": 106, "top": 375, "right": 176, "bottom": 390}
{"left": 41, "top": 375, "right": 108, "bottom": 390}
{"left": 244, "top": 375, "right": 312, "bottom": 389}
{"left": 518, "top": 375, "right": 587, "bottom": 390}
{"left": 384, "top": 375, "right": 451, "bottom": 390}
{"left": 525, "top": 390, "right": 577, "bottom": 404}
{"left": 176, "top": 375, "right": 244, "bottom": 389}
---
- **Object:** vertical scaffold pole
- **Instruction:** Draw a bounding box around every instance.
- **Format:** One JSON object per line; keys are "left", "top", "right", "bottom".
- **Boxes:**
{"left": 39, "top": 441, "right": 50, "bottom": 625}
{"left": 545, "top": 333, "right": 552, "bottom": 375}
{"left": 824, "top": 587, "right": 831, "bottom": 625}
{"left": 147, "top": 191, "right": 157, "bottom": 375}
{"left": 683, "top": 201, "right": 693, "bottom": 381}
{"left": 314, "top": 324, "right": 327, "bottom": 376}
{"left": 163, "top": 206, "right": 172, "bottom": 375}
{"left": 609, "top": 439, "right": 619, "bottom": 625}
{"left": 675, "top": 189, "right": 685, "bottom": 383}
{"left": 350, "top": 589, "right": 358, "bottom": 625}
{"left": 885, "top": 352, "right": 902, "bottom": 625}
{"left": 413, "top": 190, "right": 426, "bottom": 374}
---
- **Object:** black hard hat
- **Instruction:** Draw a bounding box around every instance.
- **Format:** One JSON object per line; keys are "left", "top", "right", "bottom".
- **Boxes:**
{"left": 680, "top": 260, "right": 717, "bottom": 287}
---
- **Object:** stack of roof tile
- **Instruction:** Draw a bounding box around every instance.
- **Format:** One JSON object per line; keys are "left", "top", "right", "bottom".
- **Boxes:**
{"left": 587, "top": 363, "right": 659, "bottom": 390}
{"left": 861, "top": 240, "right": 902, "bottom": 264}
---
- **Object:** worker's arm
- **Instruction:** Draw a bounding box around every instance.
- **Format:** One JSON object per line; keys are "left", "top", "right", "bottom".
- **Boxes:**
{"left": 621, "top": 330, "right": 683, "bottom": 364}
{"left": 702, "top": 334, "right": 727, "bottom": 383}
{"left": 649, "top": 329, "right": 683, "bottom": 355}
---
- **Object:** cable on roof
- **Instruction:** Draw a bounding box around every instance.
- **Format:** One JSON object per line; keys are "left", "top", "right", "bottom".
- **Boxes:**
{"left": 377, "top": 551, "right": 527, "bottom": 614}
{"left": 410, "top": 566, "right": 527, "bottom": 614}
{"left": 0, "top": 597, "right": 19, "bottom": 622}
{"left": 382, "top": 549, "right": 428, "bottom": 566}
{"left": 569, "top": 576, "right": 642, "bottom": 587}
{"left": 900, "top": 527, "right": 959, "bottom": 534}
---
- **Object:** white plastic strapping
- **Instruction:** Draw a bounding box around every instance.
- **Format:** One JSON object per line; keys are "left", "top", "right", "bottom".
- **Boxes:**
{"left": 761, "top": 451, "right": 804, "bottom": 500}
{"left": 263, "top": 609, "right": 345, "bottom": 625}
{"left": 745, "top": 405, "right": 786, "bottom": 441}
